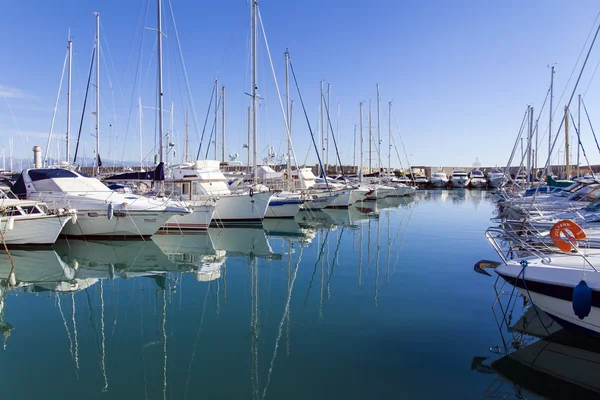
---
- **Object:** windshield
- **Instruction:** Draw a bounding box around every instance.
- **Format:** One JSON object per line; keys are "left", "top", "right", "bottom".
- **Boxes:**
{"left": 28, "top": 169, "right": 78, "bottom": 181}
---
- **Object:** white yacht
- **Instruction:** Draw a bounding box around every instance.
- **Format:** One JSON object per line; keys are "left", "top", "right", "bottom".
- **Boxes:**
{"left": 492, "top": 250, "right": 600, "bottom": 336}
{"left": 469, "top": 169, "right": 487, "bottom": 188}
{"left": 0, "top": 197, "right": 76, "bottom": 246}
{"left": 12, "top": 168, "right": 189, "bottom": 238}
{"left": 104, "top": 163, "right": 216, "bottom": 231}
{"left": 430, "top": 171, "right": 449, "bottom": 188}
{"left": 487, "top": 169, "right": 506, "bottom": 188}
{"left": 450, "top": 170, "right": 470, "bottom": 188}
{"left": 168, "top": 160, "right": 272, "bottom": 226}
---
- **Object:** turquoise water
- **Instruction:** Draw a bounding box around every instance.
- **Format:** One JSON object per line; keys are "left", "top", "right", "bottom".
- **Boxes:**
{"left": 0, "top": 190, "right": 536, "bottom": 399}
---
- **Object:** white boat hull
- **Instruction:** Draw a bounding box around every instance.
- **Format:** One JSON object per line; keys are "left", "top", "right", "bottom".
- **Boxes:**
{"left": 349, "top": 188, "right": 369, "bottom": 204}
{"left": 430, "top": 178, "right": 448, "bottom": 188}
{"left": 326, "top": 189, "right": 351, "bottom": 208}
{"left": 451, "top": 178, "right": 470, "bottom": 188}
{"left": 212, "top": 192, "right": 272, "bottom": 225}
{"left": 1, "top": 215, "right": 72, "bottom": 245}
{"left": 489, "top": 176, "right": 505, "bottom": 188}
{"left": 470, "top": 178, "right": 487, "bottom": 188}
{"left": 265, "top": 193, "right": 303, "bottom": 218}
{"left": 60, "top": 210, "right": 178, "bottom": 238}
{"left": 162, "top": 203, "right": 215, "bottom": 231}
{"left": 302, "top": 192, "right": 337, "bottom": 210}
{"left": 496, "top": 261, "right": 600, "bottom": 336}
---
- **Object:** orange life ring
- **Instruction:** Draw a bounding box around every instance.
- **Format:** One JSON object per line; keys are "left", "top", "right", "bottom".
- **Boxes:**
{"left": 550, "top": 220, "right": 586, "bottom": 252}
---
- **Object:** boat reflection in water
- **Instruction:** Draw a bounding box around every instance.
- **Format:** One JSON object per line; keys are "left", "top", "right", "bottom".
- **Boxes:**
{"left": 475, "top": 307, "right": 600, "bottom": 399}
{"left": 0, "top": 189, "right": 419, "bottom": 398}
{"left": 262, "top": 218, "right": 316, "bottom": 244}
{"left": 208, "top": 226, "right": 282, "bottom": 260}
{"left": 151, "top": 232, "right": 226, "bottom": 281}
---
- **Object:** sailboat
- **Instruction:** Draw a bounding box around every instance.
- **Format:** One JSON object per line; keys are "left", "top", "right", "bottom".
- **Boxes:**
{"left": 17, "top": 14, "right": 192, "bottom": 239}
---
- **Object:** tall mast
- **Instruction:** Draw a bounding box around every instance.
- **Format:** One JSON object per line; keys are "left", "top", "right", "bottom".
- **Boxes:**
{"left": 336, "top": 102, "right": 340, "bottom": 174}
{"left": 168, "top": 101, "right": 174, "bottom": 166}
{"left": 548, "top": 65, "right": 554, "bottom": 177}
{"left": 66, "top": 35, "right": 72, "bottom": 164}
{"left": 94, "top": 12, "right": 100, "bottom": 175}
{"left": 221, "top": 85, "right": 226, "bottom": 163}
{"left": 577, "top": 94, "right": 581, "bottom": 177}
{"left": 359, "top": 101, "right": 363, "bottom": 175}
{"left": 285, "top": 49, "right": 291, "bottom": 183}
{"left": 326, "top": 82, "right": 331, "bottom": 168}
{"left": 251, "top": 0, "right": 258, "bottom": 183}
{"left": 388, "top": 102, "right": 392, "bottom": 176}
{"left": 376, "top": 83, "right": 381, "bottom": 175}
{"left": 157, "top": 0, "right": 164, "bottom": 165}
{"left": 247, "top": 106, "right": 251, "bottom": 173}
{"left": 139, "top": 97, "right": 143, "bottom": 170}
{"left": 368, "top": 101, "right": 372, "bottom": 173}
{"left": 319, "top": 80, "right": 324, "bottom": 177}
{"left": 214, "top": 78, "right": 218, "bottom": 160}
{"left": 353, "top": 125, "right": 357, "bottom": 169}
{"left": 527, "top": 106, "right": 533, "bottom": 184}
{"left": 565, "top": 105, "right": 569, "bottom": 179}
{"left": 185, "top": 107, "right": 189, "bottom": 163}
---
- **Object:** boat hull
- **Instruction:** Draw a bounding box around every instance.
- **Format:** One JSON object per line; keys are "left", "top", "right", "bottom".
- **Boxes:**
{"left": 2, "top": 214, "right": 72, "bottom": 246}
{"left": 430, "top": 178, "right": 448, "bottom": 188}
{"left": 60, "top": 210, "right": 177, "bottom": 238}
{"left": 211, "top": 191, "right": 272, "bottom": 226}
{"left": 496, "top": 263, "right": 600, "bottom": 336}
{"left": 265, "top": 194, "right": 303, "bottom": 218}
{"left": 302, "top": 192, "right": 337, "bottom": 210}
{"left": 469, "top": 178, "right": 487, "bottom": 188}
{"left": 451, "top": 178, "right": 470, "bottom": 188}
{"left": 349, "top": 188, "right": 369, "bottom": 204}
{"left": 325, "top": 189, "right": 352, "bottom": 209}
{"left": 161, "top": 203, "right": 215, "bottom": 231}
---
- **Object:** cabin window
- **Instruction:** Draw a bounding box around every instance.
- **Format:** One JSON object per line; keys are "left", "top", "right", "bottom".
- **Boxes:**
{"left": 182, "top": 183, "right": 189, "bottom": 195}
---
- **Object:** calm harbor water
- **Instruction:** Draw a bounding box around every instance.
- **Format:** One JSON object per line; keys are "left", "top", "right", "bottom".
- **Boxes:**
{"left": 0, "top": 190, "right": 549, "bottom": 399}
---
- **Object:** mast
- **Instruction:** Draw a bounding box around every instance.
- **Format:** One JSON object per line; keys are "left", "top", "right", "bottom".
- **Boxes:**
{"left": 548, "top": 65, "right": 554, "bottom": 177}
{"left": 221, "top": 85, "right": 226, "bottom": 163}
{"left": 359, "top": 101, "right": 363, "bottom": 175}
{"left": 326, "top": 82, "right": 331, "bottom": 168}
{"left": 168, "top": 101, "right": 174, "bottom": 166}
{"left": 388, "top": 102, "right": 392, "bottom": 177}
{"left": 214, "top": 78, "right": 218, "bottom": 160}
{"left": 353, "top": 125, "right": 357, "bottom": 169}
{"left": 285, "top": 49, "right": 291, "bottom": 184}
{"left": 67, "top": 35, "right": 72, "bottom": 164}
{"left": 526, "top": 105, "right": 532, "bottom": 184}
{"left": 251, "top": 0, "right": 258, "bottom": 183}
{"left": 565, "top": 105, "right": 569, "bottom": 179}
{"left": 368, "top": 101, "right": 372, "bottom": 173}
{"left": 247, "top": 106, "right": 251, "bottom": 173}
{"left": 185, "top": 107, "right": 189, "bottom": 163}
{"left": 335, "top": 102, "right": 340, "bottom": 175}
{"left": 376, "top": 83, "right": 381, "bottom": 175}
{"left": 138, "top": 97, "right": 143, "bottom": 170}
{"left": 577, "top": 94, "right": 581, "bottom": 177}
{"left": 94, "top": 12, "right": 100, "bottom": 175}
{"left": 319, "top": 81, "right": 324, "bottom": 177}
{"left": 157, "top": 0, "right": 164, "bottom": 165}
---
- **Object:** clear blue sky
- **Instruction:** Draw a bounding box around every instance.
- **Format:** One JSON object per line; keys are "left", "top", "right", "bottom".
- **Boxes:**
{"left": 1, "top": 0, "right": 600, "bottom": 170}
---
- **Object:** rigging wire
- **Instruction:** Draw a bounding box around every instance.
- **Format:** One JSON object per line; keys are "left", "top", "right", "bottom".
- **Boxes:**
{"left": 289, "top": 60, "right": 329, "bottom": 191}
{"left": 73, "top": 47, "right": 96, "bottom": 164}
{"left": 582, "top": 98, "right": 600, "bottom": 154}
